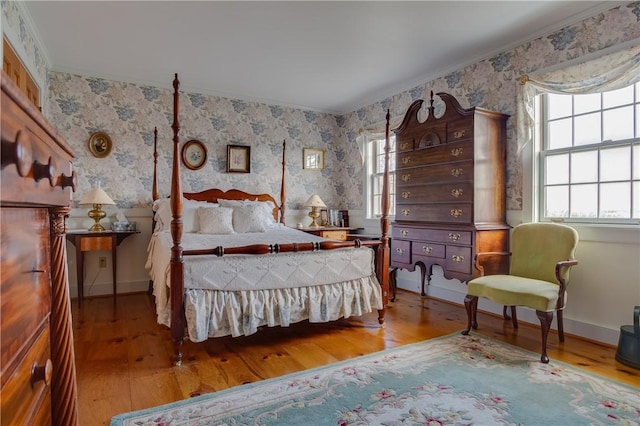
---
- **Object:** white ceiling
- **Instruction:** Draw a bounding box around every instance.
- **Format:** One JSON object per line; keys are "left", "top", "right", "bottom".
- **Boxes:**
{"left": 24, "top": 1, "right": 618, "bottom": 114}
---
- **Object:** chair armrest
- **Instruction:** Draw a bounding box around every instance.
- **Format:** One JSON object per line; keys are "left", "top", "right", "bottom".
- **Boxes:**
{"left": 554, "top": 259, "right": 578, "bottom": 309}
{"left": 474, "top": 251, "right": 511, "bottom": 276}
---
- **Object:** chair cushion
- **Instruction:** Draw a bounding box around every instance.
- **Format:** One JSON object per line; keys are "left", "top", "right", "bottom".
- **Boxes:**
{"left": 467, "top": 275, "right": 564, "bottom": 312}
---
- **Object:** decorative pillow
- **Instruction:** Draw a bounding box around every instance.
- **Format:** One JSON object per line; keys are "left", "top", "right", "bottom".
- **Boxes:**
{"left": 153, "top": 198, "right": 216, "bottom": 232}
{"left": 232, "top": 204, "right": 270, "bottom": 233}
{"left": 218, "top": 198, "right": 277, "bottom": 228}
{"left": 197, "top": 206, "right": 235, "bottom": 234}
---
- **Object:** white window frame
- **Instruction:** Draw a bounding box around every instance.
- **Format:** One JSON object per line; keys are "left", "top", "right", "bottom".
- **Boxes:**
{"left": 535, "top": 83, "right": 639, "bottom": 225}
{"left": 364, "top": 134, "right": 396, "bottom": 220}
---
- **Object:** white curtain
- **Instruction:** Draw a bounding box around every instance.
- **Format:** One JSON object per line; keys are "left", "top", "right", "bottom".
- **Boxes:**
{"left": 516, "top": 41, "right": 640, "bottom": 156}
{"left": 355, "top": 115, "right": 404, "bottom": 164}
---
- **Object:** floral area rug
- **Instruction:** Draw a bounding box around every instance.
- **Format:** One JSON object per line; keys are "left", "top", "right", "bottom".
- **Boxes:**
{"left": 110, "top": 333, "right": 639, "bottom": 425}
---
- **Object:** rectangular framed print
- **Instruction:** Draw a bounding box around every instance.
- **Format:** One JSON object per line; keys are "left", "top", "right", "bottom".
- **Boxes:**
{"left": 303, "top": 148, "right": 324, "bottom": 170}
{"left": 227, "top": 145, "right": 251, "bottom": 173}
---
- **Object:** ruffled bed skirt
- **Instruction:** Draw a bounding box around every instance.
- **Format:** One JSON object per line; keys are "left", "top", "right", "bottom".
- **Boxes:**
{"left": 177, "top": 276, "right": 383, "bottom": 341}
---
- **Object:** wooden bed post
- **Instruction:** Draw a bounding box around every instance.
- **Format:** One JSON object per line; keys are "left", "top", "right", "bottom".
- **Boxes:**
{"left": 170, "top": 74, "right": 185, "bottom": 365}
{"left": 152, "top": 126, "right": 159, "bottom": 202}
{"left": 376, "top": 109, "right": 392, "bottom": 324}
{"left": 280, "top": 139, "right": 286, "bottom": 224}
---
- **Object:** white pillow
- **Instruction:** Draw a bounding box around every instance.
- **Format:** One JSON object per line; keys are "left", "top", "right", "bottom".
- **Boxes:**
{"left": 197, "top": 206, "right": 235, "bottom": 234}
{"left": 218, "top": 198, "right": 277, "bottom": 228}
{"left": 232, "top": 204, "right": 270, "bottom": 233}
{"left": 153, "top": 198, "right": 216, "bottom": 232}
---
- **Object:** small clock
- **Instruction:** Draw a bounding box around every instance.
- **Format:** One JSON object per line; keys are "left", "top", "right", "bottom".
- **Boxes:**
{"left": 181, "top": 139, "right": 208, "bottom": 170}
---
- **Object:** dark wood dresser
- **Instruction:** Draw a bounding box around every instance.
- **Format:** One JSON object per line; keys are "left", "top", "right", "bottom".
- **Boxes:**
{"left": 391, "top": 92, "right": 510, "bottom": 295}
{"left": 1, "top": 71, "right": 79, "bottom": 424}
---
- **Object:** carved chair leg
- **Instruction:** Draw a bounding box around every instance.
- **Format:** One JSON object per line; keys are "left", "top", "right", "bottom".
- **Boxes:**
{"left": 511, "top": 306, "right": 518, "bottom": 329}
{"left": 536, "top": 310, "right": 554, "bottom": 363}
{"left": 503, "top": 305, "right": 510, "bottom": 320}
{"left": 462, "top": 295, "right": 479, "bottom": 335}
{"left": 557, "top": 309, "right": 565, "bottom": 342}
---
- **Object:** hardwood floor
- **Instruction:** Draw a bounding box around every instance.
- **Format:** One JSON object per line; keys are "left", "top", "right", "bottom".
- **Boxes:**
{"left": 72, "top": 291, "right": 639, "bottom": 425}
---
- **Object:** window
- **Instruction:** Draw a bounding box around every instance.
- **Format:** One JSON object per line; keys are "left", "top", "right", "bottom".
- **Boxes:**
{"left": 539, "top": 82, "right": 640, "bottom": 224}
{"left": 367, "top": 135, "right": 396, "bottom": 218}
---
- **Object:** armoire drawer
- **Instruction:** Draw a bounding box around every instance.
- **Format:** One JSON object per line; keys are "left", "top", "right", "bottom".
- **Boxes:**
{"left": 0, "top": 207, "right": 51, "bottom": 371}
{"left": 396, "top": 181, "right": 474, "bottom": 204}
{"left": 1, "top": 326, "right": 52, "bottom": 426}
{"left": 412, "top": 241, "right": 445, "bottom": 259}
{"left": 390, "top": 239, "right": 411, "bottom": 264}
{"left": 396, "top": 140, "right": 473, "bottom": 168}
{"left": 446, "top": 246, "right": 472, "bottom": 274}
{"left": 396, "top": 203, "right": 473, "bottom": 224}
{"left": 397, "top": 160, "right": 473, "bottom": 186}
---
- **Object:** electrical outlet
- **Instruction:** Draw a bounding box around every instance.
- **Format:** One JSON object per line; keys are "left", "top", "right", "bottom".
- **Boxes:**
{"left": 99, "top": 256, "right": 107, "bottom": 268}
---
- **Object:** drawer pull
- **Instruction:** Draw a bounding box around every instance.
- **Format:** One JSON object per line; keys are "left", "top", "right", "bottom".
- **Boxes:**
{"left": 31, "top": 359, "right": 53, "bottom": 388}
{"left": 451, "top": 147, "right": 464, "bottom": 157}
{"left": 448, "top": 233, "right": 461, "bottom": 241}
{"left": 401, "top": 157, "right": 411, "bottom": 165}
{"left": 60, "top": 170, "right": 77, "bottom": 191}
{"left": 401, "top": 191, "right": 411, "bottom": 199}
{"left": 401, "top": 174, "right": 411, "bottom": 182}
{"left": 400, "top": 230, "right": 408, "bottom": 237}
{"left": 452, "top": 130, "right": 466, "bottom": 139}
{"left": 1, "top": 129, "right": 33, "bottom": 177}
{"left": 401, "top": 208, "right": 411, "bottom": 216}
{"left": 31, "top": 269, "right": 46, "bottom": 273}
{"left": 395, "top": 248, "right": 405, "bottom": 255}
{"left": 450, "top": 168, "right": 463, "bottom": 177}
{"left": 451, "top": 188, "right": 463, "bottom": 198}
{"left": 422, "top": 246, "right": 432, "bottom": 254}
{"left": 450, "top": 209, "right": 463, "bottom": 218}
{"left": 400, "top": 142, "right": 410, "bottom": 150}
{"left": 451, "top": 255, "right": 465, "bottom": 263}
{"left": 33, "top": 156, "right": 56, "bottom": 187}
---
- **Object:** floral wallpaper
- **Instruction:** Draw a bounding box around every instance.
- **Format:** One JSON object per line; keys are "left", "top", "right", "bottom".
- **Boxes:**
{"left": 5, "top": 1, "right": 640, "bottom": 213}
{"left": 47, "top": 73, "right": 355, "bottom": 211}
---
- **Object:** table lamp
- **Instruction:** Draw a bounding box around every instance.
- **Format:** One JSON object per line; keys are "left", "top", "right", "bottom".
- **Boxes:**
{"left": 304, "top": 194, "right": 326, "bottom": 228}
{"left": 80, "top": 187, "right": 115, "bottom": 231}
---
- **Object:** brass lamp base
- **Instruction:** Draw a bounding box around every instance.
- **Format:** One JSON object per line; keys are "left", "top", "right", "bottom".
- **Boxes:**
{"left": 88, "top": 204, "right": 107, "bottom": 232}
{"left": 308, "top": 207, "right": 321, "bottom": 228}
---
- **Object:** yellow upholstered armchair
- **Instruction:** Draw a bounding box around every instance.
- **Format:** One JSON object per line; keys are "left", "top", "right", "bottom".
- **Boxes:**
{"left": 462, "top": 222, "right": 579, "bottom": 363}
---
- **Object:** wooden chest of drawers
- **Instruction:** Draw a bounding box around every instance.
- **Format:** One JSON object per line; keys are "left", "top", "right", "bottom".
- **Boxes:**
{"left": 1, "top": 71, "right": 79, "bottom": 425}
{"left": 391, "top": 93, "right": 510, "bottom": 295}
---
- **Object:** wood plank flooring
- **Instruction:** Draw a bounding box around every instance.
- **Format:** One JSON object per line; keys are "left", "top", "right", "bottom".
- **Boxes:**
{"left": 71, "top": 291, "right": 639, "bottom": 425}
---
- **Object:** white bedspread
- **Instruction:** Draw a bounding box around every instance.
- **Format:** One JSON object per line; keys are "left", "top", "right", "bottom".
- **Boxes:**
{"left": 146, "top": 226, "right": 383, "bottom": 341}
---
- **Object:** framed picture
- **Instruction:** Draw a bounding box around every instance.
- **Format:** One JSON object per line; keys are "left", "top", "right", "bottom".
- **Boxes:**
{"left": 181, "top": 139, "right": 208, "bottom": 170}
{"left": 227, "top": 145, "right": 251, "bottom": 173}
{"left": 303, "top": 148, "right": 324, "bottom": 170}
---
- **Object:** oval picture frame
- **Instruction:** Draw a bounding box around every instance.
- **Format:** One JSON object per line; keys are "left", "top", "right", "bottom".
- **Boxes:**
{"left": 182, "top": 139, "right": 208, "bottom": 170}
{"left": 87, "top": 131, "right": 113, "bottom": 158}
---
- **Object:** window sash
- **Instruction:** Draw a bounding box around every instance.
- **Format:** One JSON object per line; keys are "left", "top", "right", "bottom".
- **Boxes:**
{"left": 539, "top": 83, "right": 640, "bottom": 224}
{"left": 368, "top": 136, "right": 396, "bottom": 218}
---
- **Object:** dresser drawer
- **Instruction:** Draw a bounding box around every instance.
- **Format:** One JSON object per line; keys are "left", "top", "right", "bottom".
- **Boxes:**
{"left": 447, "top": 119, "right": 474, "bottom": 143}
{"left": 412, "top": 241, "right": 445, "bottom": 259}
{"left": 390, "top": 239, "right": 411, "bottom": 264}
{"left": 397, "top": 140, "right": 472, "bottom": 168}
{"left": 0, "top": 207, "right": 51, "bottom": 371}
{"left": 396, "top": 181, "right": 474, "bottom": 204}
{"left": 446, "top": 246, "right": 472, "bottom": 274}
{"left": 397, "top": 160, "right": 473, "bottom": 185}
{"left": 319, "top": 230, "right": 347, "bottom": 241}
{"left": 396, "top": 203, "right": 473, "bottom": 224}
{"left": 393, "top": 226, "right": 472, "bottom": 245}
{"left": 1, "top": 326, "right": 52, "bottom": 426}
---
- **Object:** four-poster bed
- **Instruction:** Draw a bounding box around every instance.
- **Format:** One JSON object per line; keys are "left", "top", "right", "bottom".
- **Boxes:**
{"left": 148, "top": 74, "right": 392, "bottom": 364}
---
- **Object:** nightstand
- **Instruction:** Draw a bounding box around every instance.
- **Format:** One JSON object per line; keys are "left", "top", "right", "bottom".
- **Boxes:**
{"left": 66, "top": 230, "right": 140, "bottom": 301}
{"left": 297, "top": 226, "right": 355, "bottom": 241}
